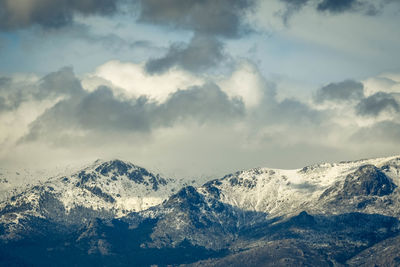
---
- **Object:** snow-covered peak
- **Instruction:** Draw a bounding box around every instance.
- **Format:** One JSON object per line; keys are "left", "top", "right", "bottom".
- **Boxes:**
{"left": 197, "top": 155, "right": 400, "bottom": 219}
{"left": 2, "top": 155, "right": 400, "bottom": 237}
{"left": 0, "top": 159, "right": 185, "bottom": 231}
{"left": 68, "top": 159, "right": 170, "bottom": 191}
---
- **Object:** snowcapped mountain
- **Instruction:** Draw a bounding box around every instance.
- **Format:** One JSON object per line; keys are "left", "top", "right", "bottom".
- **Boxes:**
{"left": 122, "top": 155, "right": 400, "bottom": 253}
{"left": 0, "top": 159, "right": 186, "bottom": 241}
{"left": 1, "top": 155, "right": 400, "bottom": 266}
{"left": 197, "top": 155, "right": 400, "bottom": 219}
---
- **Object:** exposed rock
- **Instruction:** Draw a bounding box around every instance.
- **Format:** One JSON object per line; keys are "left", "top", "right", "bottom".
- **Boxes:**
{"left": 342, "top": 164, "right": 396, "bottom": 197}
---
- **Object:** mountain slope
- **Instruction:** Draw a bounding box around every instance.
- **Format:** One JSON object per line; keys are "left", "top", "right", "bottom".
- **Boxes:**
{"left": 198, "top": 156, "right": 400, "bottom": 219}
{"left": 0, "top": 159, "right": 183, "bottom": 241}
{"left": 1, "top": 155, "right": 400, "bottom": 266}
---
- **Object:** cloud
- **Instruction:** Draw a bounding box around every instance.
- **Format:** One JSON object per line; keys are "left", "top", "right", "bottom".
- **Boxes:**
{"left": 356, "top": 92, "right": 399, "bottom": 116}
{"left": 316, "top": 0, "right": 385, "bottom": 15}
{"left": 2, "top": 63, "right": 400, "bottom": 177}
{"left": 93, "top": 60, "right": 267, "bottom": 110}
{"left": 76, "top": 83, "right": 245, "bottom": 133}
{"left": 49, "top": 23, "right": 155, "bottom": 53}
{"left": 159, "top": 83, "right": 245, "bottom": 125}
{"left": 137, "top": 0, "right": 254, "bottom": 38}
{"left": 0, "top": 96, "right": 9, "bottom": 112}
{"left": 22, "top": 70, "right": 245, "bottom": 144}
{"left": 0, "top": 67, "right": 83, "bottom": 112}
{"left": 314, "top": 80, "right": 364, "bottom": 103}
{"left": 316, "top": 0, "right": 361, "bottom": 13}
{"left": 76, "top": 87, "right": 154, "bottom": 132}
{"left": 281, "top": 0, "right": 309, "bottom": 7}
{"left": 8, "top": 64, "right": 334, "bottom": 176}
{"left": 0, "top": 75, "right": 35, "bottom": 112}
{"left": 279, "top": 0, "right": 310, "bottom": 23}
{"left": 137, "top": 0, "right": 254, "bottom": 73}
{"left": 36, "top": 66, "right": 84, "bottom": 99}
{"left": 270, "top": 98, "right": 323, "bottom": 124}
{"left": 0, "top": 0, "right": 120, "bottom": 30}
{"left": 363, "top": 76, "right": 399, "bottom": 95}
{"left": 279, "top": 0, "right": 393, "bottom": 20}
{"left": 145, "top": 34, "right": 225, "bottom": 74}
{"left": 0, "top": 76, "right": 10, "bottom": 86}
{"left": 9, "top": 64, "right": 325, "bottom": 152}
{"left": 86, "top": 60, "right": 204, "bottom": 102}
{"left": 217, "top": 61, "right": 265, "bottom": 108}
{"left": 351, "top": 121, "right": 400, "bottom": 144}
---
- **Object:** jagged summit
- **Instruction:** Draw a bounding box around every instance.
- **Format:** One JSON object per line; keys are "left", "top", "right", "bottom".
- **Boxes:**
{"left": 72, "top": 159, "right": 168, "bottom": 191}
{"left": 95, "top": 159, "right": 136, "bottom": 176}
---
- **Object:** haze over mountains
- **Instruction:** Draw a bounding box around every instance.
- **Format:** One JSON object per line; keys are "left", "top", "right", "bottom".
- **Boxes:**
{"left": 1, "top": 155, "right": 400, "bottom": 266}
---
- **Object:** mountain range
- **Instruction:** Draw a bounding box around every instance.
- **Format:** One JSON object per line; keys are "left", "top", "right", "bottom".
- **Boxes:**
{"left": 1, "top": 156, "right": 400, "bottom": 266}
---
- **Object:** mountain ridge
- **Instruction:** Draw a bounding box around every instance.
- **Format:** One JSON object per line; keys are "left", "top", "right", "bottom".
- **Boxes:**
{"left": 1, "top": 155, "right": 400, "bottom": 266}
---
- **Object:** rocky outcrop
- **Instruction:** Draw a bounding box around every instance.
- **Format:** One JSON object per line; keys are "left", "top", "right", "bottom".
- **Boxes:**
{"left": 342, "top": 165, "right": 397, "bottom": 197}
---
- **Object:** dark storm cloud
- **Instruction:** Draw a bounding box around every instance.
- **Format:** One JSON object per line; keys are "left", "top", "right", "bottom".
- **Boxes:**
{"left": 138, "top": 0, "right": 254, "bottom": 38}
{"left": 280, "top": 0, "right": 390, "bottom": 18}
{"left": 64, "top": 86, "right": 155, "bottom": 132}
{"left": 356, "top": 92, "right": 399, "bottom": 116}
{"left": 0, "top": 67, "right": 82, "bottom": 112}
{"left": 0, "top": 0, "right": 119, "bottom": 30}
{"left": 314, "top": 80, "right": 364, "bottom": 103}
{"left": 159, "top": 83, "right": 244, "bottom": 125}
{"left": 317, "top": 0, "right": 359, "bottom": 13}
{"left": 281, "top": 0, "right": 309, "bottom": 5}
{"left": 313, "top": 79, "right": 399, "bottom": 116}
{"left": 21, "top": 69, "right": 245, "bottom": 143}
{"left": 139, "top": 0, "right": 254, "bottom": 73}
{"left": 145, "top": 34, "right": 224, "bottom": 74}
{"left": 36, "top": 67, "right": 84, "bottom": 99}
{"left": 80, "top": 83, "right": 244, "bottom": 130}
{"left": 317, "top": 0, "right": 383, "bottom": 15}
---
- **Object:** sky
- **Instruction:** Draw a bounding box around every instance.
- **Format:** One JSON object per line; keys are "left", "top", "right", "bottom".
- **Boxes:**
{"left": 1, "top": 0, "right": 400, "bottom": 178}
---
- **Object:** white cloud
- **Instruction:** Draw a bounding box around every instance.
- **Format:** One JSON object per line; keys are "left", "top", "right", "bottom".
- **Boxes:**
{"left": 83, "top": 60, "right": 204, "bottom": 102}
{"left": 82, "top": 59, "right": 268, "bottom": 110}
{"left": 1, "top": 62, "right": 400, "bottom": 178}
{"left": 217, "top": 61, "right": 265, "bottom": 108}
{"left": 362, "top": 73, "right": 400, "bottom": 96}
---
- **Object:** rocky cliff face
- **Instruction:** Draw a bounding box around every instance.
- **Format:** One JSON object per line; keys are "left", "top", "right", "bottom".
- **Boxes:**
{"left": 1, "top": 156, "right": 400, "bottom": 266}
{"left": 342, "top": 164, "right": 397, "bottom": 196}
